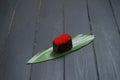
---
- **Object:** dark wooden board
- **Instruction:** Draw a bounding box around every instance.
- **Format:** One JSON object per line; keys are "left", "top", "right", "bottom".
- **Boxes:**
{"left": 87, "top": 0, "right": 120, "bottom": 79}
{"left": 110, "top": 0, "right": 120, "bottom": 31}
{"left": 0, "top": 0, "right": 18, "bottom": 78}
{"left": 0, "top": 0, "right": 39, "bottom": 80}
{"left": 0, "top": 0, "right": 17, "bottom": 58}
{"left": 30, "top": 0, "right": 64, "bottom": 80}
{"left": 63, "top": 0, "right": 98, "bottom": 80}
{"left": 0, "top": 0, "right": 120, "bottom": 80}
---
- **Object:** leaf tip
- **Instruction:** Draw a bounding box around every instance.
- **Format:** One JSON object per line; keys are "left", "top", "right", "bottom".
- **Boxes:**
{"left": 27, "top": 61, "right": 32, "bottom": 64}
{"left": 27, "top": 59, "right": 34, "bottom": 64}
{"left": 91, "top": 34, "right": 95, "bottom": 39}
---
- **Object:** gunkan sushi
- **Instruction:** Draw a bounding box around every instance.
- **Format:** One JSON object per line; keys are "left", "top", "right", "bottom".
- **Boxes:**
{"left": 53, "top": 33, "right": 73, "bottom": 53}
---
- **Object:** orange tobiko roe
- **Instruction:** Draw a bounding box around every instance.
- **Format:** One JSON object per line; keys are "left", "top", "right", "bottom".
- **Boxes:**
{"left": 53, "top": 34, "right": 72, "bottom": 45}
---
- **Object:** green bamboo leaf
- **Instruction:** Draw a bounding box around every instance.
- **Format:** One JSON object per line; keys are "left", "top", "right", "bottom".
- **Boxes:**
{"left": 27, "top": 34, "right": 95, "bottom": 64}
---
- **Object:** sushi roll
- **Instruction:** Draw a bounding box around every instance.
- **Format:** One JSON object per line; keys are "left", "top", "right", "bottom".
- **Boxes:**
{"left": 53, "top": 33, "right": 73, "bottom": 53}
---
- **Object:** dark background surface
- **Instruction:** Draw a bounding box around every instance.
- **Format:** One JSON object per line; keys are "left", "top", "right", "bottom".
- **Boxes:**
{"left": 0, "top": 0, "right": 120, "bottom": 80}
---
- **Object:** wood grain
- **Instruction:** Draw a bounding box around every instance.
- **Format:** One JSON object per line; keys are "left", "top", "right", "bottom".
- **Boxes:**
{"left": 0, "top": 0, "right": 17, "bottom": 60}
{"left": 63, "top": 0, "right": 98, "bottom": 80}
{"left": 87, "top": 0, "right": 120, "bottom": 79}
{"left": 30, "top": 0, "right": 64, "bottom": 80}
{"left": 109, "top": 0, "right": 120, "bottom": 32}
{"left": 0, "top": 0, "right": 39, "bottom": 80}
{"left": 0, "top": 0, "right": 120, "bottom": 80}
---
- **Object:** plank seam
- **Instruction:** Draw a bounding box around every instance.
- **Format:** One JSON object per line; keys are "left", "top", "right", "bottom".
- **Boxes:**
{"left": 62, "top": 0, "right": 65, "bottom": 33}
{"left": 62, "top": 0, "right": 65, "bottom": 80}
{"left": 85, "top": 0, "right": 100, "bottom": 80}
{"left": 29, "top": 0, "right": 42, "bottom": 80}
{"left": 109, "top": 0, "right": 120, "bottom": 35}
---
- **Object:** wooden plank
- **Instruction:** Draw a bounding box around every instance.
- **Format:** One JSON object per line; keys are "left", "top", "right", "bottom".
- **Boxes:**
{"left": 64, "top": 0, "right": 98, "bottom": 80}
{"left": 30, "top": 0, "right": 64, "bottom": 80}
{"left": 0, "top": 0, "right": 39, "bottom": 80}
{"left": 0, "top": 0, "right": 17, "bottom": 58}
{"left": 0, "top": 0, "right": 17, "bottom": 78}
{"left": 110, "top": 0, "right": 120, "bottom": 31}
{"left": 87, "top": 0, "right": 120, "bottom": 80}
